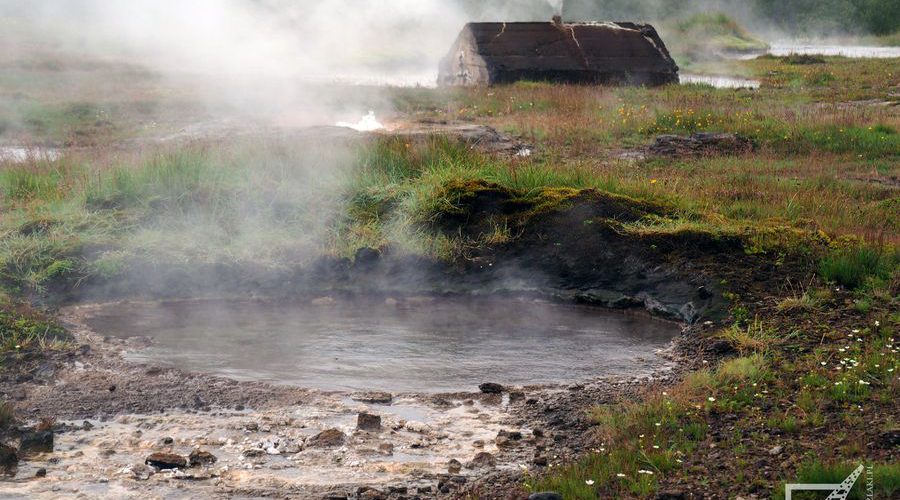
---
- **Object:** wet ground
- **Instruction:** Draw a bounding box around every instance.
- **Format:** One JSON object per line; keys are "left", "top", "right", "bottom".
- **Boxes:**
{"left": 78, "top": 298, "right": 678, "bottom": 392}
{"left": 0, "top": 298, "right": 683, "bottom": 498}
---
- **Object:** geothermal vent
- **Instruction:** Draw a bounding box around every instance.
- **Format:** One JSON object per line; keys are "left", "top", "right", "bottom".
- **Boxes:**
{"left": 438, "top": 20, "right": 679, "bottom": 87}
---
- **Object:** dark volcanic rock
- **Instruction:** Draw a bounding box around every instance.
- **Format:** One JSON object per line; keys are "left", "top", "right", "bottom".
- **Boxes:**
{"left": 529, "top": 493, "right": 563, "bottom": 500}
{"left": 478, "top": 383, "right": 504, "bottom": 394}
{"left": 0, "top": 444, "right": 18, "bottom": 475}
{"left": 35, "top": 468, "right": 47, "bottom": 478}
{"left": 188, "top": 449, "right": 218, "bottom": 467}
{"left": 307, "top": 428, "right": 346, "bottom": 448}
{"left": 145, "top": 452, "right": 187, "bottom": 469}
{"left": 19, "top": 431, "right": 53, "bottom": 455}
{"left": 357, "top": 412, "right": 382, "bottom": 432}
{"left": 467, "top": 451, "right": 496, "bottom": 469}
{"left": 647, "top": 132, "right": 753, "bottom": 157}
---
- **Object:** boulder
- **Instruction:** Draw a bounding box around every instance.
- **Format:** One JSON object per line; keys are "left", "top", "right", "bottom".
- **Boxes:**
{"left": 357, "top": 412, "right": 382, "bottom": 432}
{"left": 306, "top": 428, "right": 346, "bottom": 448}
{"left": 145, "top": 452, "right": 187, "bottom": 469}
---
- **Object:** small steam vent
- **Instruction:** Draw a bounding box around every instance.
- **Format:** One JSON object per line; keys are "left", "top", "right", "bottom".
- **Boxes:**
{"left": 438, "top": 20, "right": 679, "bottom": 87}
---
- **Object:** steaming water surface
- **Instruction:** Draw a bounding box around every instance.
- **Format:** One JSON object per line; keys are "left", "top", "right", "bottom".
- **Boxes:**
{"left": 680, "top": 74, "right": 760, "bottom": 89}
{"left": 84, "top": 298, "right": 679, "bottom": 392}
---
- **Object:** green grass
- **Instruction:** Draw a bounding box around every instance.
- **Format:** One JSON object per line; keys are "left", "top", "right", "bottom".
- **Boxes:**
{"left": 0, "top": 300, "right": 68, "bottom": 352}
{"left": 819, "top": 246, "right": 898, "bottom": 289}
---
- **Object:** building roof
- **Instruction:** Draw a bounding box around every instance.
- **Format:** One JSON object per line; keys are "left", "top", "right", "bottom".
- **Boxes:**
{"left": 458, "top": 21, "right": 677, "bottom": 73}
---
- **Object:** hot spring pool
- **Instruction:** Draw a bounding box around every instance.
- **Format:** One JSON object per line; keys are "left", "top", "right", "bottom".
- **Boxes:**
{"left": 81, "top": 297, "right": 680, "bottom": 392}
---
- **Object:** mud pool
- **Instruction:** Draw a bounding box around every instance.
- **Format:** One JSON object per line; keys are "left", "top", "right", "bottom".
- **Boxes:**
{"left": 80, "top": 298, "right": 680, "bottom": 392}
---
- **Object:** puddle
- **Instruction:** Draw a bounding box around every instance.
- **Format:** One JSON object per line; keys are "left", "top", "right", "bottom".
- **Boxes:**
{"left": 680, "top": 74, "right": 760, "bottom": 89}
{"left": 81, "top": 297, "right": 678, "bottom": 392}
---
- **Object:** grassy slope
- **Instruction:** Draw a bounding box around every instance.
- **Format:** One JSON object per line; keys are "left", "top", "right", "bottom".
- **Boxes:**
{"left": 0, "top": 39, "right": 898, "bottom": 498}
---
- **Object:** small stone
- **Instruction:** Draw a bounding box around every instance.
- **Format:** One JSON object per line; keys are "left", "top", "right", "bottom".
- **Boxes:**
{"left": 160, "top": 437, "right": 174, "bottom": 445}
{"left": 19, "top": 431, "right": 53, "bottom": 455}
{"left": 244, "top": 422, "right": 259, "bottom": 431}
{"left": 478, "top": 383, "right": 504, "bottom": 394}
{"left": 130, "top": 463, "right": 155, "bottom": 480}
{"left": 145, "top": 452, "right": 187, "bottom": 469}
{"left": 529, "top": 493, "right": 563, "bottom": 500}
{"left": 532, "top": 428, "right": 545, "bottom": 438}
{"left": 768, "top": 445, "right": 783, "bottom": 456}
{"left": 496, "top": 429, "right": 522, "bottom": 447}
{"left": 472, "top": 439, "right": 484, "bottom": 448}
{"left": 467, "top": 452, "right": 495, "bottom": 469}
{"left": 35, "top": 468, "right": 47, "bottom": 478}
{"left": 306, "top": 429, "right": 346, "bottom": 448}
{"left": 377, "top": 442, "right": 394, "bottom": 455}
{"left": 448, "top": 458, "right": 462, "bottom": 474}
{"left": 81, "top": 421, "right": 94, "bottom": 431}
{"left": 533, "top": 455, "right": 548, "bottom": 466}
{"left": 188, "top": 450, "right": 217, "bottom": 467}
{"left": 242, "top": 448, "right": 265, "bottom": 458}
{"left": 108, "top": 385, "right": 116, "bottom": 392}
{"left": 357, "top": 412, "right": 382, "bottom": 432}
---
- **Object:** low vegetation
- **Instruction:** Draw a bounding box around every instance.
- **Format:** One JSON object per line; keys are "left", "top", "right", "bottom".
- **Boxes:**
{"left": 0, "top": 25, "right": 897, "bottom": 498}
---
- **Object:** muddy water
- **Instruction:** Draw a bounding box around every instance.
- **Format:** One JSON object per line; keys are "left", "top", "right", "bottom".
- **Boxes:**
{"left": 83, "top": 298, "right": 679, "bottom": 392}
